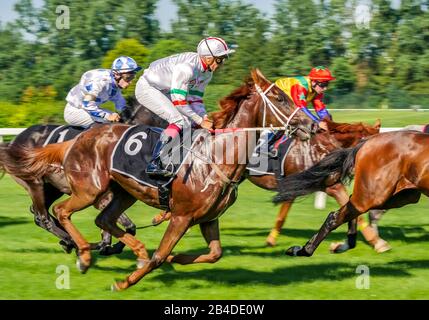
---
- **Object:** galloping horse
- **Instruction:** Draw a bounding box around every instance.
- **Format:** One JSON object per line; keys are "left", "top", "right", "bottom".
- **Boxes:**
{"left": 0, "top": 69, "right": 313, "bottom": 290}
{"left": 273, "top": 130, "right": 429, "bottom": 257}
{"left": 248, "top": 119, "right": 387, "bottom": 252}
{"left": 0, "top": 103, "right": 166, "bottom": 254}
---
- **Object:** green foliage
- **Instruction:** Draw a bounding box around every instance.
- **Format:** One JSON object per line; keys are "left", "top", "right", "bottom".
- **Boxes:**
{"left": 146, "top": 39, "right": 190, "bottom": 63}
{"left": 0, "top": 0, "right": 428, "bottom": 110}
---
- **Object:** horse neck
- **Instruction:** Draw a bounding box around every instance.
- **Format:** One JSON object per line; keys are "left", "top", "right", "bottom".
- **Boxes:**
{"left": 286, "top": 133, "right": 340, "bottom": 173}
{"left": 331, "top": 132, "right": 361, "bottom": 148}
{"left": 224, "top": 97, "right": 260, "bottom": 129}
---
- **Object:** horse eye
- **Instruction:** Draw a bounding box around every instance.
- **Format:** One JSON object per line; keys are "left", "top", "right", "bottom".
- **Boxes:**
{"left": 276, "top": 95, "right": 284, "bottom": 102}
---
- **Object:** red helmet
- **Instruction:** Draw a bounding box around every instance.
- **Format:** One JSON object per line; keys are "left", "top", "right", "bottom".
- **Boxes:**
{"left": 308, "top": 66, "right": 336, "bottom": 82}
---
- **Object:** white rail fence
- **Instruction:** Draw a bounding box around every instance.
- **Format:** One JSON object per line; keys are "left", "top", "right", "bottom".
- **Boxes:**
{"left": 0, "top": 126, "right": 409, "bottom": 209}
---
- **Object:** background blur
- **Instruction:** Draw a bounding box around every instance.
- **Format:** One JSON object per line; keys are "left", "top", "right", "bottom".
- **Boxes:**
{"left": 0, "top": 0, "right": 428, "bottom": 127}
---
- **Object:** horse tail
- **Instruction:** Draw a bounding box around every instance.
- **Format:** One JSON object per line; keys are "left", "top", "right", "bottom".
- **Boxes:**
{"left": 0, "top": 139, "right": 75, "bottom": 180}
{"left": 273, "top": 141, "right": 366, "bottom": 203}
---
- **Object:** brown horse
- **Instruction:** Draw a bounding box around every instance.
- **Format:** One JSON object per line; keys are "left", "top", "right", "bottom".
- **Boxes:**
{"left": 0, "top": 103, "right": 166, "bottom": 255}
{"left": 153, "top": 119, "right": 389, "bottom": 252}
{"left": 1, "top": 69, "right": 312, "bottom": 290}
{"left": 253, "top": 119, "right": 388, "bottom": 252}
{"left": 273, "top": 130, "right": 429, "bottom": 257}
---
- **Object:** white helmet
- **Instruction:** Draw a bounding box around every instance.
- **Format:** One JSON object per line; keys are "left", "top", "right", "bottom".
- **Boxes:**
{"left": 111, "top": 56, "right": 142, "bottom": 74}
{"left": 197, "top": 37, "right": 235, "bottom": 58}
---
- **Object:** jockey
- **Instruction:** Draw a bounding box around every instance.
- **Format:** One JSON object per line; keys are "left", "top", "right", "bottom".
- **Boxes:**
{"left": 275, "top": 66, "right": 336, "bottom": 125}
{"left": 255, "top": 66, "right": 336, "bottom": 158}
{"left": 64, "top": 56, "right": 142, "bottom": 127}
{"left": 135, "top": 36, "right": 235, "bottom": 178}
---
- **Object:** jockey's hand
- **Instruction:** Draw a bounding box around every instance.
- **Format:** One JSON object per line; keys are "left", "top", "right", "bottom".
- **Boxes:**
{"left": 107, "top": 113, "right": 120, "bottom": 122}
{"left": 200, "top": 116, "right": 214, "bottom": 130}
{"left": 319, "top": 120, "right": 328, "bottom": 131}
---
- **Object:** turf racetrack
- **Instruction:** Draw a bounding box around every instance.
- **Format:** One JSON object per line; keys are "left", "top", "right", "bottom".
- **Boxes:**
{"left": 1, "top": 110, "right": 429, "bottom": 299}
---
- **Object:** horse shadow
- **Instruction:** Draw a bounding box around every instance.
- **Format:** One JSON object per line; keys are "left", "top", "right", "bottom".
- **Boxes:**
{"left": 220, "top": 226, "right": 352, "bottom": 241}
{"left": 147, "top": 259, "right": 429, "bottom": 287}
{"left": 0, "top": 216, "right": 30, "bottom": 229}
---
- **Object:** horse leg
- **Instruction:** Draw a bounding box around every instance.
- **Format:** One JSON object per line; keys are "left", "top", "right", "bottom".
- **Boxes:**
{"left": 91, "top": 188, "right": 138, "bottom": 256}
{"left": 152, "top": 211, "right": 171, "bottom": 226}
{"left": 325, "top": 183, "right": 360, "bottom": 253}
{"left": 95, "top": 191, "right": 149, "bottom": 262}
{"left": 112, "top": 214, "right": 192, "bottom": 291}
{"left": 166, "top": 219, "right": 222, "bottom": 264}
{"left": 96, "top": 212, "right": 137, "bottom": 256}
{"left": 53, "top": 194, "right": 97, "bottom": 273}
{"left": 22, "top": 179, "right": 75, "bottom": 253}
{"left": 286, "top": 201, "right": 362, "bottom": 257}
{"left": 266, "top": 201, "right": 293, "bottom": 247}
{"left": 359, "top": 210, "right": 391, "bottom": 253}
{"left": 42, "top": 182, "right": 76, "bottom": 253}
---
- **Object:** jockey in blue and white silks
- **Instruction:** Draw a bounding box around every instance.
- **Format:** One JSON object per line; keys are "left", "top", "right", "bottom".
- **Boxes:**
{"left": 135, "top": 37, "right": 235, "bottom": 178}
{"left": 64, "top": 56, "right": 141, "bottom": 127}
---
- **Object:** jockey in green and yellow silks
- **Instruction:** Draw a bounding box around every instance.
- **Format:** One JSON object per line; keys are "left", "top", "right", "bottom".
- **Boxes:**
{"left": 275, "top": 66, "right": 336, "bottom": 123}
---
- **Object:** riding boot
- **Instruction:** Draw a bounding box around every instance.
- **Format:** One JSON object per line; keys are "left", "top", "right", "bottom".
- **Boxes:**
{"left": 146, "top": 134, "right": 174, "bottom": 178}
{"left": 254, "top": 130, "right": 278, "bottom": 158}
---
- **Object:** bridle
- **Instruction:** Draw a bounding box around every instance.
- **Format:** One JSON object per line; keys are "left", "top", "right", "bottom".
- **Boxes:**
{"left": 254, "top": 83, "right": 302, "bottom": 136}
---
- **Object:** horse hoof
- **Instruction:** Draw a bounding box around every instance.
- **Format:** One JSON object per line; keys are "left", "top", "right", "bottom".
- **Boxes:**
{"left": 265, "top": 237, "right": 276, "bottom": 247}
{"left": 111, "top": 280, "right": 127, "bottom": 292}
{"left": 76, "top": 258, "right": 90, "bottom": 274}
{"left": 285, "top": 246, "right": 302, "bottom": 256}
{"left": 374, "top": 239, "right": 391, "bottom": 253}
{"left": 329, "top": 242, "right": 350, "bottom": 254}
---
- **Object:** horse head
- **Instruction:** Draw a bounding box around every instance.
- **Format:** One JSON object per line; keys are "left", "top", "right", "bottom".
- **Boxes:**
{"left": 324, "top": 118, "right": 381, "bottom": 148}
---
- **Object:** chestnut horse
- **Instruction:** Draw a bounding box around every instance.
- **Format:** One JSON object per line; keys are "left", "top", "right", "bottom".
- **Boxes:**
{"left": 273, "top": 130, "right": 429, "bottom": 257}
{"left": 0, "top": 105, "right": 166, "bottom": 255}
{"left": 252, "top": 119, "right": 388, "bottom": 252}
{"left": 0, "top": 69, "right": 312, "bottom": 290}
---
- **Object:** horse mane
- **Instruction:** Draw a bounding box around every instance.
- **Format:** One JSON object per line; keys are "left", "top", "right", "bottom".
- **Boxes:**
{"left": 211, "top": 78, "right": 254, "bottom": 129}
{"left": 325, "top": 119, "right": 368, "bottom": 133}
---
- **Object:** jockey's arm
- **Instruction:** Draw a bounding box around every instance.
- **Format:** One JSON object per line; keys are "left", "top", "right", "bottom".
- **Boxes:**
{"left": 170, "top": 64, "right": 204, "bottom": 125}
{"left": 110, "top": 92, "right": 127, "bottom": 113}
{"left": 81, "top": 80, "right": 114, "bottom": 121}
{"left": 290, "top": 85, "right": 319, "bottom": 122}
{"left": 313, "top": 94, "right": 332, "bottom": 121}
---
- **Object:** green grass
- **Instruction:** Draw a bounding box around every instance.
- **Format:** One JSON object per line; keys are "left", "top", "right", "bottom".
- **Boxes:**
{"left": 1, "top": 174, "right": 429, "bottom": 300}
{"left": 1, "top": 108, "right": 429, "bottom": 299}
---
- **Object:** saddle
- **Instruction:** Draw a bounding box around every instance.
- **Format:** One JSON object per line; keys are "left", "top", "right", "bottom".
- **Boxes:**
{"left": 246, "top": 134, "right": 294, "bottom": 178}
{"left": 110, "top": 124, "right": 203, "bottom": 210}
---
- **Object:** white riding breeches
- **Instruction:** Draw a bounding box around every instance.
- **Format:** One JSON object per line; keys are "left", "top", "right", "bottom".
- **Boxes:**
{"left": 135, "top": 76, "right": 190, "bottom": 128}
{"left": 64, "top": 103, "right": 108, "bottom": 127}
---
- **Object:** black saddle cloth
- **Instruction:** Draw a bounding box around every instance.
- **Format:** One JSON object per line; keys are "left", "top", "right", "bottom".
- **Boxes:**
{"left": 110, "top": 124, "right": 195, "bottom": 188}
{"left": 43, "top": 125, "right": 86, "bottom": 146}
{"left": 246, "top": 135, "right": 294, "bottom": 177}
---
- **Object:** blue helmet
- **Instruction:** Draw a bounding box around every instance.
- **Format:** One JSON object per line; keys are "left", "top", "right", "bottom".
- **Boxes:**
{"left": 111, "top": 56, "right": 142, "bottom": 73}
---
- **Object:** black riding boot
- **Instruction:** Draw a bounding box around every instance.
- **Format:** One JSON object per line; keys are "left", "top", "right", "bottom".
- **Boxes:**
{"left": 146, "top": 135, "right": 173, "bottom": 178}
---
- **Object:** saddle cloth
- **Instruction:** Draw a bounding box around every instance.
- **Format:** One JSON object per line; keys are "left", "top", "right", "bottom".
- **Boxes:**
{"left": 110, "top": 124, "right": 197, "bottom": 189}
{"left": 246, "top": 135, "right": 294, "bottom": 177}
{"left": 43, "top": 125, "right": 85, "bottom": 146}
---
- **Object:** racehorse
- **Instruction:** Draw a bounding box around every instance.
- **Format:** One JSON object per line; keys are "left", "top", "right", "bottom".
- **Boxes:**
{"left": 272, "top": 130, "right": 429, "bottom": 257}
{"left": 152, "top": 119, "right": 389, "bottom": 253}
{"left": 247, "top": 119, "right": 388, "bottom": 252}
{"left": 0, "top": 69, "right": 313, "bottom": 290}
{"left": 0, "top": 102, "right": 166, "bottom": 255}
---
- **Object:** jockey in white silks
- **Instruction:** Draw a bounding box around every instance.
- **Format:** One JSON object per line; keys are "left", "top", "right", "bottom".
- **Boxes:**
{"left": 64, "top": 56, "right": 142, "bottom": 127}
{"left": 135, "top": 37, "right": 235, "bottom": 178}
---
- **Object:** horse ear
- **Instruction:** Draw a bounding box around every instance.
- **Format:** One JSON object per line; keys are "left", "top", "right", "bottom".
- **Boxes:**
{"left": 374, "top": 118, "right": 381, "bottom": 129}
{"left": 251, "top": 68, "right": 270, "bottom": 87}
